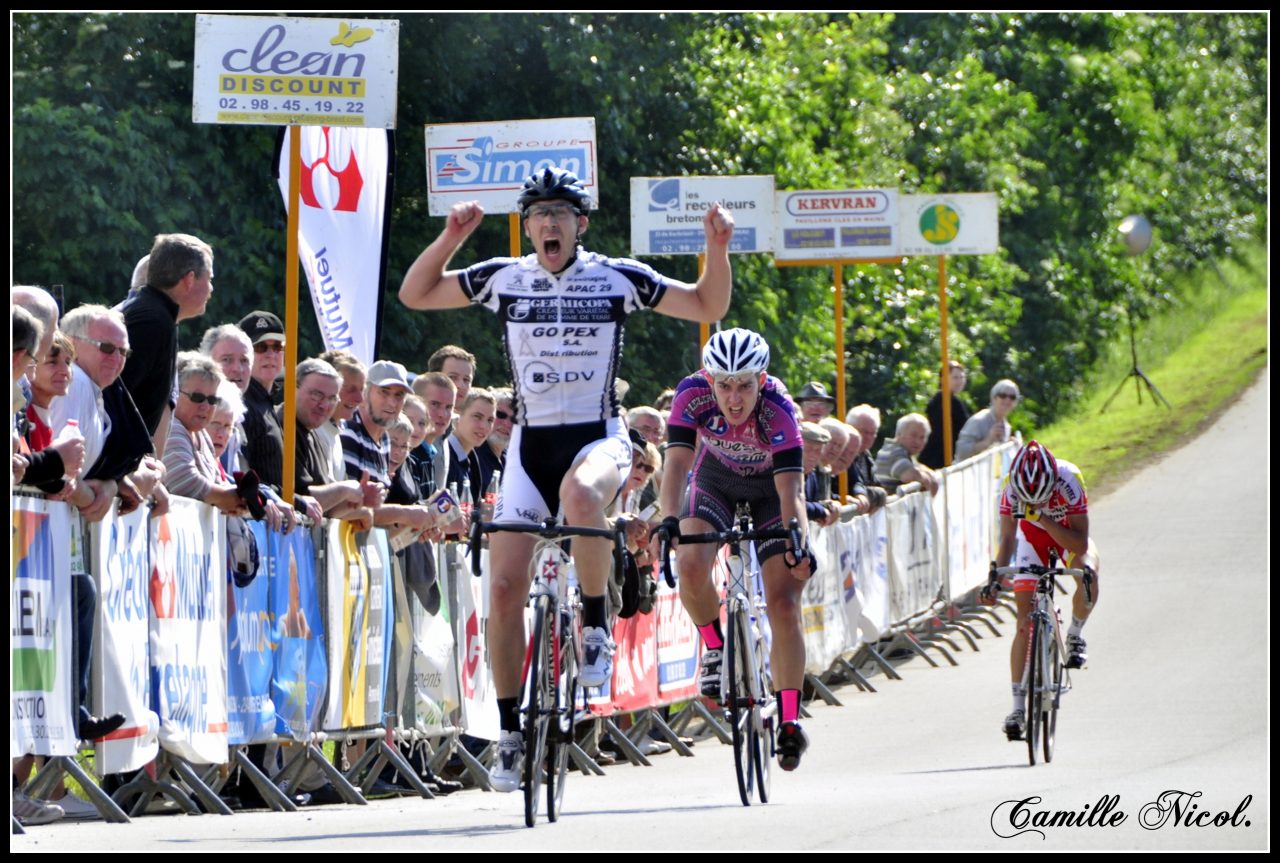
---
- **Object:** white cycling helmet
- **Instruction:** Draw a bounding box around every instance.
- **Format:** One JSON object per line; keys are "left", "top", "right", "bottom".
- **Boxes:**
{"left": 702, "top": 328, "right": 770, "bottom": 378}
{"left": 1009, "top": 440, "right": 1058, "bottom": 506}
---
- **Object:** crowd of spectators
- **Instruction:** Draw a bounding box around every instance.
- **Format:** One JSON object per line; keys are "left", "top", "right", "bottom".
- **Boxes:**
{"left": 11, "top": 240, "right": 1019, "bottom": 821}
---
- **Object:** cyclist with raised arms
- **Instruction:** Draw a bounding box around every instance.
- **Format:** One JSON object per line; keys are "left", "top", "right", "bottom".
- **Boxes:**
{"left": 653, "top": 328, "right": 816, "bottom": 771}
{"left": 399, "top": 167, "right": 735, "bottom": 792}
{"left": 991, "top": 439, "right": 1101, "bottom": 740}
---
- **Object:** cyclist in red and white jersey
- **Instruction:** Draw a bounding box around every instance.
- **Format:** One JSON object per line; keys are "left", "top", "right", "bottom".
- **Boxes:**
{"left": 992, "top": 439, "right": 1101, "bottom": 740}
{"left": 654, "top": 328, "right": 815, "bottom": 771}
{"left": 399, "top": 168, "right": 735, "bottom": 792}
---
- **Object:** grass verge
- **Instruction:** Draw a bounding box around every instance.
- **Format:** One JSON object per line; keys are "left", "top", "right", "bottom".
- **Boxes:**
{"left": 1037, "top": 243, "right": 1267, "bottom": 495}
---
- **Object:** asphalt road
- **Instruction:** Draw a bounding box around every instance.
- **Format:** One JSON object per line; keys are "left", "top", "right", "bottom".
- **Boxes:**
{"left": 13, "top": 370, "right": 1269, "bottom": 852}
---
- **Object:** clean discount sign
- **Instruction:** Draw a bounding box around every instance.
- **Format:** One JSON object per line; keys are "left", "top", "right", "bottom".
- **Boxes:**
{"left": 193, "top": 14, "right": 399, "bottom": 128}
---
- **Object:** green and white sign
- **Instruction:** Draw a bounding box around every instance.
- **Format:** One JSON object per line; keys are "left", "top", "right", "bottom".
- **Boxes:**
{"left": 899, "top": 193, "right": 999, "bottom": 256}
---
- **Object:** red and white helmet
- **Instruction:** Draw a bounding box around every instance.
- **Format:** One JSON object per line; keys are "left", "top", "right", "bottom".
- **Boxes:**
{"left": 1009, "top": 440, "right": 1058, "bottom": 506}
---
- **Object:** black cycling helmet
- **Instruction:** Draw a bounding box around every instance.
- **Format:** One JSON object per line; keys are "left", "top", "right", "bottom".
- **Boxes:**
{"left": 517, "top": 167, "right": 593, "bottom": 216}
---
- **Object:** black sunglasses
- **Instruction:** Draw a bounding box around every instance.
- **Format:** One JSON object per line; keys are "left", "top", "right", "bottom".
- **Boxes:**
{"left": 181, "top": 390, "right": 222, "bottom": 406}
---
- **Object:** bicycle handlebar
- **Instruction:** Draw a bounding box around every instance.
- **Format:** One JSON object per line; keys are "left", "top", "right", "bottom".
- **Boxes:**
{"left": 469, "top": 516, "right": 629, "bottom": 579}
{"left": 657, "top": 518, "right": 803, "bottom": 588}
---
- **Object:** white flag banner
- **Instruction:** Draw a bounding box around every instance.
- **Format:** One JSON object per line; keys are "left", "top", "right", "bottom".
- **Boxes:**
{"left": 93, "top": 504, "right": 161, "bottom": 773}
{"left": 277, "top": 125, "right": 393, "bottom": 366}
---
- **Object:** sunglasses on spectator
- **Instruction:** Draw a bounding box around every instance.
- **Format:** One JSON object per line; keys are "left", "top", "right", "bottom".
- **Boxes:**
{"left": 634, "top": 463, "right": 656, "bottom": 474}
{"left": 254, "top": 341, "right": 285, "bottom": 354}
{"left": 496, "top": 410, "right": 512, "bottom": 421}
{"left": 181, "top": 390, "right": 222, "bottom": 406}
{"left": 75, "top": 337, "right": 131, "bottom": 359}
{"left": 995, "top": 392, "right": 1019, "bottom": 400}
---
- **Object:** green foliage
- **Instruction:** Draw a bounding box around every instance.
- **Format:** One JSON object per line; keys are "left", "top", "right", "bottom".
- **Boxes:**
{"left": 11, "top": 11, "right": 1267, "bottom": 431}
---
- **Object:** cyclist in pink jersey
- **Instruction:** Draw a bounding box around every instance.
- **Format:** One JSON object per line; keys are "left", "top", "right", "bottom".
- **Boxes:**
{"left": 654, "top": 328, "right": 815, "bottom": 770}
{"left": 990, "top": 439, "right": 1101, "bottom": 740}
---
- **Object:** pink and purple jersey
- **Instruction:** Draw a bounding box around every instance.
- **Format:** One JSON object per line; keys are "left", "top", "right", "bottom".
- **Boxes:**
{"left": 666, "top": 374, "right": 803, "bottom": 476}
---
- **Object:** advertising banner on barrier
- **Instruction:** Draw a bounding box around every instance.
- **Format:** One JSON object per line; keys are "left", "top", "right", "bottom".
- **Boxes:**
{"left": 270, "top": 525, "right": 327, "bottom": 740}
{"left": 653, "top": 579, "right": 699, "bottom": 703}
{"left": 848, "top": 509, "right": 891, "bottom": 642}
{"left": 93, "top": 503, "right": 160, "bottom": 772}
{"left": 323, "top": 522, "right": 386, "bottom": 729}
{"left": 885, "top": 493, "right": 942, "bottom": 622}
{"left": 455, "top": 545, "right": 500, "bottom": 740}
{"left": 364, "top": 530, "right": 392, "bottom": 724}
{"left": 802, "top": 525, "right": 850, "bottom": 674}
{"left": 11, "top": 496, "right": 76, "bottom": 758}
{"left": 227, "top": 520, "right": 276, "bottom": 745}
{"left": 609, "top": 610, "right": 658, "bottom": 713}
{"left": 410, "top": 583, "right": 458, "bottom": 735}
{"left": 149, "top": 498, "right": 228, "bottom": 764}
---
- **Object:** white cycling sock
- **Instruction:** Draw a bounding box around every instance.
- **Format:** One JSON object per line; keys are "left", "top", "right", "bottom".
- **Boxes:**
{"left": 1012, "top": 682, "right": 1026, "bottom": 711}
{"left": 1068, "top": 616, "right": 1086, "bottom": 639}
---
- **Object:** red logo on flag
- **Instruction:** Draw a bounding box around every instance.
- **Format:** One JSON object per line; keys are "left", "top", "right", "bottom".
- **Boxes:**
{"left": 299, "top": 128, "right": 364, "bottom": 212}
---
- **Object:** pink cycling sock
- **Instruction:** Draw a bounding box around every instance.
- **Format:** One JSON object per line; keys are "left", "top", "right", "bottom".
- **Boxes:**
{"left": 697, "top": 621, "right": 724, "bottom": 651}
{"left": 777, "top": 689, "right": 801, "bottom": 724}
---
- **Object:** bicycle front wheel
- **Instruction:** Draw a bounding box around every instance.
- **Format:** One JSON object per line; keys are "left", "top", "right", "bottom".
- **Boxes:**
{"left": 546, "top": 607, "right": 577, "bottom": 822}
{"left": 1043, "top": 628, "right": 1062, "bottom": 764}
{"left": 751, "top": 625, "right": 773, "bottom": 803}
{"left": 727, "top": 604, "right": 756, "bottom": 806}
{"left": 524, "top": 595, "right": 554, "bottom": 827}
{"left": 1026, "top": 616, "right": 1042, "bottom": 767}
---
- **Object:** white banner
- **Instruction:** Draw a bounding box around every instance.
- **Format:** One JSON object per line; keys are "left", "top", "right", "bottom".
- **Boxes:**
{"left": 193, "top": 14, "right": 399, "bottom": 128}
{"left": 10, "top": 496, "right": 76, "bottom": 757}
{"left": 409, "top": 584, "right": 459, "bottom": 736}
{"left": 426, "top": 117, "right": 597, "bottom": 215}
{"left": 801, "top": 524, "right": 850, "bottom": 674}
{"left": 455, "top": 545, "right": 499, "bottom": 741}
{"left": 149, "top": 498, "right": 228, "bottom": 764}
{"left": 775, "top": 188, "right": 899, "bottom": 260}
{"left": 899, "top": 192, "right": 999, "bottom": 256}
{"left": 277, "top": 125, "right": 391, "bottom": 366}
{"left": 630, "top": 175, "right": 775, "bottom": 255}
{"left": 93, "top": 504, "right": 161, "bottom": 773}
{"left": 885, "top": 492, "right": 943, "bottom": 622}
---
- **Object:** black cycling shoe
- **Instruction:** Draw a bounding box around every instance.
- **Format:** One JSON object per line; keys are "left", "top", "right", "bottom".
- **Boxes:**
{"left": 1003, "top": 709, "right": 1026, "bottom": 741}
{"left": 775, "top": 722, "right": 809, "bottom": 771}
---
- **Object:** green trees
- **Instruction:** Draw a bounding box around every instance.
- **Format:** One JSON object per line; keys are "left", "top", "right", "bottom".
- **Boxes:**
{"left": 11, "top": 12, "right": 1266, "bottom": 428}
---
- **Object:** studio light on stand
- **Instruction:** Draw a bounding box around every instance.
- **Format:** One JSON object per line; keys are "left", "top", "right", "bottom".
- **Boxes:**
{"left": 1101, "top": 214, "right": 1171, "bottom": 412}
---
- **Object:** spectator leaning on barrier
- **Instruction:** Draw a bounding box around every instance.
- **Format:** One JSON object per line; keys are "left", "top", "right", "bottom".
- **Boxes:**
{"left": 238, "top": 310, "right": 288, "bottom": 484}
{"left": 426, "top": 344, "right": 476, "bottom": 411}
{"left": 412, "top": 370, "right": 457, "bottom": 496}
{"left": 795, "top": 380, "right": 837, "bottom": 424}
{"left": 800, "top": 420, "right": 838, "bottom": 526}
{"left": 317, "top": 349, "right": 367, "bottom": 484}
{"left": 873, "top": 412, "right": 940, "bottom": 496}
{"left": 119, "top": 232, "right": 215, "bottom": 457}
{"left": 478, "top": 385, "right": 513, "bottom": 485}
{"left": 287, "top": 357, "right": 380, "bottom": 525}
{"left": 846, "top": 404, "right": 888, "bottom": 514}
{"left": 920, "top": 360, "right": 972, "bottom": 470}
{"left": 445, "top": 387, "right": 497, "bottom": 503}
{"left": 825, "top": 419, "right": 872, "bottom": 516}
{"left": 956, "top": 379, "right": 1020, "bottom": 462}
{"left": 163, "top": 352, "right": 249, "bottom": 516}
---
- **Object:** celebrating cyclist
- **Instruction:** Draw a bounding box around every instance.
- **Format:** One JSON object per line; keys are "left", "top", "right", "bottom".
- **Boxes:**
{"left": 655, "top": 328, "right": 815, "bottom": 771}
{"left": 991, "top": 439, "right": 1100, "bottom": 741}
{"left": 398, "top": 167, "right": 735, "bottom": 792}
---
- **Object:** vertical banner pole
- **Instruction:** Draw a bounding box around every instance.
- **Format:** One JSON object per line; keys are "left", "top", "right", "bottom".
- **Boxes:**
{"left": 939, "top": 254, "right": 952, "bottom": 467}
{"left": 509, "top": 212, "right": 521, "bottom": 258}
{"left": 835, "top": 263, "right": 848, "bottom": 501}
{"left": 283, "top": 125, "right": 302, "bottom": 505}
{"left": 698, "top": 253, "right": 710, "bottom": 349}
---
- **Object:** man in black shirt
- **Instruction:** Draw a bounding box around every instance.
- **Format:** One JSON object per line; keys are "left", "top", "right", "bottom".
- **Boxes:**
{"left": 119, "top": 233, "right": 214, "bottom": 457}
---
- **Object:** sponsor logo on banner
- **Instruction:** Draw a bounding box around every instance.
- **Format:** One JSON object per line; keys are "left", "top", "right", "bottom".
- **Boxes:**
{"left": 278, "top": 125, "right": 391, "bottom": 365}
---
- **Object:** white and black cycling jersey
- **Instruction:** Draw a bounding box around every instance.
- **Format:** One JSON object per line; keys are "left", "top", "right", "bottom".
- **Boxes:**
{"left": 459, "top": 248, "right": 673, "bottom": 427}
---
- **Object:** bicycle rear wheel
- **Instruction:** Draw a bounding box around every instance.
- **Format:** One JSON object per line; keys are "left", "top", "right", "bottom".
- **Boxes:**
{"left": 1043, "top": 628, "right": 1062, "bottom": 764}
{"left": 524, "top": 595, "right": 553, "bottom": 827}
{"left": 727, "top": 604, "right": 756, "bottom": 806}
{"left": 546, "top": 607, "right": 577, "bottom": 822}
{"left": 751, "top": 626, "right": 773, "bottom": 803}
{"left": 1025, "top": 617, "right": 1042, "bottom": 767}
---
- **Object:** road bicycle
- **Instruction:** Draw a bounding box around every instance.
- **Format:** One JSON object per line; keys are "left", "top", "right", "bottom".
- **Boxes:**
{"left": 470, "top": 516, "right": 628, "bottom": 826}
{"left": 986, "top": 551, "right": 1093, "bottom": 766}
{"left": 658, "top": 504, "right": 801, "bottom": 805}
